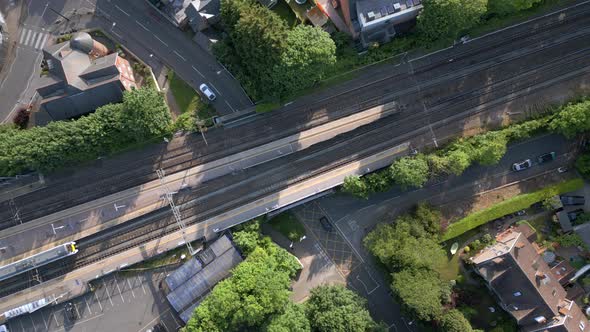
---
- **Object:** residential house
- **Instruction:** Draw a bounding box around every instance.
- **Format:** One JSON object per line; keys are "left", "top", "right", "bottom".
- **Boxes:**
{"left": 35, "top": 32, "right": 136, "bottom": 124}
{"left": 471, "top": 228, "right": 589, "bottom": 332}
{"left": 185, "top": 0, "right": 221, "bottom": 32}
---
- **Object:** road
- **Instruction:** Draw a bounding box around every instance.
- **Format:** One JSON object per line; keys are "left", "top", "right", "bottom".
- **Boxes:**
{"left": 0, "top": 5, "right": 588, "bottom": 268}
{"left": 0, "top": 0, "right": 252, "bottom": 122}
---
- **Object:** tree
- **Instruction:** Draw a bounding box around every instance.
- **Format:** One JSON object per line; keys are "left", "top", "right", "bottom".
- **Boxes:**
{"left": 306, "top": 285, "right": 376, "bottom": 332}
{"left": 439, "top": 309, "right": 473, "bottom": 332}
{"left": 391, "top": 268, "right": 447, "bottom": 321}
{"left": 549, "top": 100, "right": 590, "bottom": 138}
{"left": 118, "top": 87, "right": 171, "bottom": 141}
{"left": 488, "top": 0, "right": 542, "bottom": 15}
{"left": 471, "top": 132, "right": 508, "bottom": 166}
{"left": 232, "top": 218, "right": 262, "bottom": 255}
{"left": 265, "top": 303, "right": 310, "bottom": 332}
{"left": 365, "top": 172, "right": 392, "bottom": 193}
{"left": 417, "top": 0, "right": 488, "bottom": 41}
{"left": 444, "top": 149, "right": 472, "bottom": 175}
{"left": 389, "top": 155, "right": 430, "bottom": 189}
{"left": 185, "top": 246, "right": 297, "bottom": 331}
{"left": 342, "top": 175, "right": 370, "bottom": 199}
{"left": 576, "top": 153, "right": 590, "bottom": 180}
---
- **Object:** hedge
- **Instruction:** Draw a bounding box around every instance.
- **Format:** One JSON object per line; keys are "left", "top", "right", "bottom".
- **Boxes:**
{"left": 442, "top": 178, "right": 584, "bottom": 241}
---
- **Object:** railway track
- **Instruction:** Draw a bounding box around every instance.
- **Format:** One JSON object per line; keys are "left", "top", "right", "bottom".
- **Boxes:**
{"left": 1, "top": 4, "right": 589, "bottom": 228}
{"left": 1, "top": 26, "right": 588, "bottom": 298}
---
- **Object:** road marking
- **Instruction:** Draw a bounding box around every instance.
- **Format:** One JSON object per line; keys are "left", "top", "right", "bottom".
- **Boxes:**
{"left": 33, "top": 33, "right": 44, "bottom": 49}
{"left": 115, "top": 5, "right": 130, "bottom": 16}
{"left": 191, "top": 65, "right": 204, "bottom": 78}
{"left": 114, "top": 277, "right": 125, "bottom": 302}
{"left": 209, "top": 82, "right": 221, "bottom": 96}
{"left": 84, "top": 296, "right": 93, "bottom": 314}
{"left": 93, "top": 291, "right": 103, "bottom": 311}
{"left": 102, "top": 280, "right": 114, "bottom": 306}
{"left": 19, "top": 29, "right": 26, "bottom": 44}
{"left": 136, "top": 21, "right": 149, "bottom": 32}
{"left": 40, "top": 309, "right": 49, "bottom": 330}
{"left": 154, "top": 35, "right": 168, "bottom": 47}
{"left": 127, "top": 278, "right": 136, "bottom": 298}
{"left": 318, "top": 203, "right": 365, "bottom": 264}
{"left": 112, "top": 29, "right": 123, "bottom": 38}
{"left": 138, "top": 275, "right": 147, "bottom": 294}
{"left": 37, "top": 34, "right": 48, "bottom": 50}
{"left": 225, "top": 100, "right": 236, "bottom": 112}
{"left": 23, "top": 29, "right": 33, "bottom": 46}
{"left": 173, "top": 50, "right": 186, "bottom": 61}
{"left": 53, "top": 310, "right": 60, "bottom": 326}
{"left": 74, "top": 302, "right": 82, "bottom": 320}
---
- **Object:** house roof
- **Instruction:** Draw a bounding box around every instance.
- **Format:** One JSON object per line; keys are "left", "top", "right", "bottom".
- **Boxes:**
{"left": 557, "top": 211, "right": 573, "bottom": 233}
{"left": 472, "top": 228, "right": 589, "bottom": 331}
{"left": 356, "top": 0, "right": 423, "bottom": 28}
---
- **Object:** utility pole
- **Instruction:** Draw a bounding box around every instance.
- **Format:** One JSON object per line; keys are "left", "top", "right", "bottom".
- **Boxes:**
{"left": 156, "top": 169, "right": 197, "bottom": 255}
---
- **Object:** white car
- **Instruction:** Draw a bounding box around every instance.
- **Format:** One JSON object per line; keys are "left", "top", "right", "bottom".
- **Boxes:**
{"left": 512, "top": 159, "right": 532, "bottom": 171}
{"left": 199, "top": 83, "right": 216, "bottom": 101}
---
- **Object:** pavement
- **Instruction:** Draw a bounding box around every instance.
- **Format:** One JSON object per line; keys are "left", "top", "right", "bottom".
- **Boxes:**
{"left": 4, "top": 268, "right": 181, "bottom": 332}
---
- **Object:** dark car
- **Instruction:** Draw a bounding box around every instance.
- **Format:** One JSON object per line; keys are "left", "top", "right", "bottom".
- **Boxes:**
{"left": 319, "top": 216, "right": 333, "bottom": 232}
{"left": 568, "top": 209, "right": 585, "bottom": 221}
{"left": 537, "top": 152, "right": 556, "bottom": 164}
{"left": 561, "top": 195, "right": 585, "bottom": 206}
{"left": 65, "top": 302, "right": 77, "bottom": 321}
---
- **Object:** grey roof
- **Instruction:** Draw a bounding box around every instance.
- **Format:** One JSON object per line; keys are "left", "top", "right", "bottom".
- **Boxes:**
{"left": 79, "top": 53, "right": 119, "bottom": 81}
{"left": 357, "top": 0, "right": 422, "bottom": 28}
{"left": 179, "top": 298, "right": 203, "bottom": 323}
{"left": 70, "top": 32, "right": 94, "bottom": 54}
{"left": 165, "top": 235, "right": 243, "bottom": 316}
{"left": 557, "top": 211, "right": 573, "bottom": 232}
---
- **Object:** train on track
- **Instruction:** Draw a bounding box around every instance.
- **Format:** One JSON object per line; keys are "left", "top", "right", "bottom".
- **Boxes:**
{"left": 0, "top": 242, "right": 78, "bottom": 282}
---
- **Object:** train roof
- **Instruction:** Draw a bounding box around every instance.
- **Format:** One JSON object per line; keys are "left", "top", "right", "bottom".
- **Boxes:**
{"left": 0, "top": 242, "right": 77, "bottom": 282}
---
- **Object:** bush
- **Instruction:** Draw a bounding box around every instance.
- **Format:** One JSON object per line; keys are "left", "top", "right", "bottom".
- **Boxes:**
{"left": 440, "top": 309, "right": 473, "bottom": 332}
{"left": 576, "top": 153, "right": 590, "bottom": 180}
{"left": 443, "top": 178, "right": 584, "bottom": 241}
{"left": 389, "top": 154, "right": 430, "bottom": 189}
{"left": 342, "top": 175, "right": 370, "bottom": 199}
{"left": 13, "top": 109, "right": 30, "bottom": 129}
{"left": 555, "top": 234, "right": 586, "bottom": 249}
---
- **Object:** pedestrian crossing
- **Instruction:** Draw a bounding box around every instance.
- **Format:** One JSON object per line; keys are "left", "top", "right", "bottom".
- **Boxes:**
{"left": 18, "top": 28, "right": 49, "bottom": 50}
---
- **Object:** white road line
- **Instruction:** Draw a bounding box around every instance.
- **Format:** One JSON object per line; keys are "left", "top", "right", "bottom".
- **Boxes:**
{"left": 115, "top": 4, "right": 130, "bottom": 16}
{"left": 23, "top": 29, "right": 33, "bottom": 46}
{"left": 19, "top": 29, "right": 26, "bottom": 44}
{"left": 33, "top": 33, "right": 44, "bottom": 49}
{"left": 154, "top": 35, "right": 168, "bottom": 47}
{"left": 112, "top": 29, "right": 123, "bottom": 38}
{"left": 173, "top": 50, "right": 186, "bottom": 61}
{"left": 114, "top": 277, "right": 125, "bottom": 302}
{"left": 136, "top": 21, "right": 149, "bottom": 31}
{"left": 73, "top": 302, "right": 81, "bottom": 320}
{"left": 38, "top": 34, "right": 48, "bottom": 50}
{"left": 53, "top": 310, "right": 60, "bottom": 326}
{"left": 225, "top": 100, "right": 236, "bottom": 112}
{"left": 84, "top": 296, "right": 93, "bottom": 314}
{"left": 127, "top": 278, "right": 136, "bottom": 298}
{"left": 102, "top": 280, "right": 114, "bottom": 306}
{"left": 29, "top": 315, "right": 37, "bottom": 331}
{"left": 93, "top": 291, "right": 103, "bottom": 311}
{"left": 138, "top": 275, "right": 147, "bottom": 294}
{"left": 40, "top": 309, "right": 49, "bottom": 330}
{"left": 209, "top": 82, "right": 221, "bottom": 96}
{"left": 191, "top": 65, "right": 204, "bottom": 78}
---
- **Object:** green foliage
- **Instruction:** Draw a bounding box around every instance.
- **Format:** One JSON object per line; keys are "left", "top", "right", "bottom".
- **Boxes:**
{"left": 342, "top": 175, "right": 370, "bottom": 199}
{"left": 268, "top": 211, "right": 306, "bottom": 242}
{"left": 417, "top": 0, "right": 488, "bottom": 40}
{"left": 488, "top": 0, "right": 542, "bottom": 15}
{"left": 389, "top": 154, "right": 430, "bottom": 189}
{"left": 548, "top": 100, "right": 590, "bottom": 138}
{"left": 0, "top": 88, "right": 170, "bottom": 176}
{"left": 555, "top": 233, "right": 586, "bottom": 249}
{"left": 470, "top": 132, "right": 508, "bottom": 166}
{"left": 443, "top": 178, "right": 584, "bottom": 241}
{"left": 542, "top": 195, "right": 561, "bottom": 211}
{"left": 440, "top": 309, "right": 473, "bottom": 332}
{"left": 216, "top": 0, "right": 335, "bottom": 100}
{"left": 265, "top": 302, "right": 310, "bottom": 332}
{"left": 391, "top": 268, "right": 447, "bottom": 321}
{"left": 576, "top": 153, "right": 590, "bottom": 180}
{"left": 185, "top": 244, "right": 300, "bottom": 331}
{"left": 232, "top": 218, "right": 262, "bottom": 255}
{"left": 306, "top": 285, "right": 376, "bottom": 332}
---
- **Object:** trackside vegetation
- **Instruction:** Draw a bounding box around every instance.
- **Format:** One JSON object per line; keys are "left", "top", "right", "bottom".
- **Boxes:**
{"left": 0, "top": 88, "right": 171, "bottom": 176}
{"left": 343, "top": 99, "right": 590, "bottom": 198}
{"left": 442, "top": 178, "right": 584, "bottom": 241}
{"left": 184, "top": 219, "right": 380, "bottom": 332}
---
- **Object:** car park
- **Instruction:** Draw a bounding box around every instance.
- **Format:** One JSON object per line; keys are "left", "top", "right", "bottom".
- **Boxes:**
{"left": 560, "top": 195, "right": 585, "bottom": 206}
{"left": 319, "top": 216, "right": 333, "bottom": 232}
{"left": 512, "top": 159, "right": 532, "bottom": 171}
{"left": 65, "top": 302, "right": 77, "bottom": 321}
{"left": 537, "top": 152, "right": 556, "bottom": 164}
{"left": 199, "top": 84, "right": 216, "bottom": 101}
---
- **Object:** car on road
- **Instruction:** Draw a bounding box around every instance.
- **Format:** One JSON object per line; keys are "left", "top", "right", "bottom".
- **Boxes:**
{"left": 199, "top": 84, "right": 216, "bottom": 101}
{"left": 512, "top": 159, "right": 532, "bottom": 171}
{"left": 558, "top": 166, "right": 568, "bottom": 173}
{"left": 537, "top": 152, "right": 556, "bottom": 164}
{"left": 561, "top": 195, "right": 585, "bottom": 206}
{"left": 65, "top": 302, "right": 77, "bottom": 321}
{"left": 319, "top": 216, "right": 333, "bottom": 232}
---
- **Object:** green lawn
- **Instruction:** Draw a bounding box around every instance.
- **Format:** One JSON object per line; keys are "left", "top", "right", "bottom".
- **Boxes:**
{"left": 255, "top": 102, "right": 282, "bottom": 113}
{"left": 168, "top": 71, "right": 216, "bottom": 129}
{"left": 442, "top": 178, "right": 584, "bottom": 241}
{"left": 268, "top": 211, "right": 306, "bottom": 242}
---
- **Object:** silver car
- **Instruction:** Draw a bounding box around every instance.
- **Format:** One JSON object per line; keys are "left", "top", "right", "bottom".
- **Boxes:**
{"left": 512, "top": 159, "right": 532, "bottom": 171}
{"left": 199, "top": 83, "right": 216, "bottom": 101}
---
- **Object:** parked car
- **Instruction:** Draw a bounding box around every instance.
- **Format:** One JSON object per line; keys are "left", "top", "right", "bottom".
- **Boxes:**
{"left": 319, "top": 216, "right": 333, "bottom": 232}
{"left": 199, "top": 83, "right": 216, "bottom": 101}
{"left": 65, "top": 302, "right": 77, "bottom": 321}
{"left": 0, "top": 324, "right": 8, "bottom": 332}
{"left": 560, "top": 195, "right": 585, "bottom": 206}
{"left": 516, "top": 210, "right": 526, "bottom": 216}
{"left": 512, "top": 159, "right": 532, "bottom": 171}
{"left": 568, "top": 209, "right": 585, "bottom": 221}
{"left": 558, "top": 166, "right": 568, "bottom": 173}
{"left": 537, "top": 152, "right": 556, "bottom": 164}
